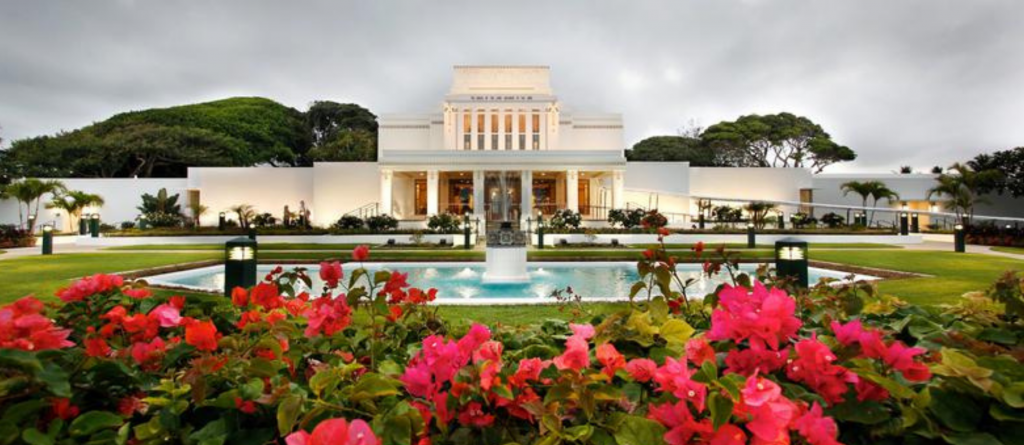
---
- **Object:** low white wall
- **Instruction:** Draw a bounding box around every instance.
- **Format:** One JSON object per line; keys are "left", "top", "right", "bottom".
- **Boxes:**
{"left": 922, "top": 233, "right": 954, "bottom": 243}
{"left": 0, "top": 178, "right": 189, "bottom": 232}
{"left": 311, "top": 163, "right": 382, "bottom": 227}
{"left": 188, "top": 167, "right": 314, "bottom": 227}
{"left": 689, "top": 168, "right": 813, "bottom": 215}
{"left": 535, "top": 233, "right": 922, "bottom": 246}
{"left": 75, "top": 233, "right": 463, "bottom": 247}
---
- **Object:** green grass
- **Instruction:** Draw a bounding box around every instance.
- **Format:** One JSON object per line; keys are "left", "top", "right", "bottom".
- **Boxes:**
{"left": 991, "top": 246, "right": 1024, "bottom": 255}
{"left": 0, "top": 252, "right": 219, "bottom": 304}
{"left": 103, "top": 243, "right": 460, "bottom": 251}
{"left": 810, "top": 250, "right": 1024, "bottom": 306}
{"left": 635, "top": 243, "right": 901, "bottom": 250}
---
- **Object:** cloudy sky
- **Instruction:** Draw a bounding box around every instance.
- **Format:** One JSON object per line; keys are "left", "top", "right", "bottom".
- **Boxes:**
{"left": 1, "top": 0, "right": 1021, "bottom": 172}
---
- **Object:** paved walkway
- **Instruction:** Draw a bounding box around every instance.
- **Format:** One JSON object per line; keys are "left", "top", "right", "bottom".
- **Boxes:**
{"left": 3, "top": 241, "right": 1024, "bottom": 261}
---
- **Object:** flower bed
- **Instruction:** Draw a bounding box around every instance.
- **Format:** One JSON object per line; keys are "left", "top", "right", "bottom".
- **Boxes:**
{"left": 1, "top": 240, "right": 1022, "bottom": 444}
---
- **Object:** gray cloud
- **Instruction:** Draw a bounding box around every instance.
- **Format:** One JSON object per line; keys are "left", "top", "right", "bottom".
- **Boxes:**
{"left": 1, "top": 0, "right": 1022, "bottom": 172}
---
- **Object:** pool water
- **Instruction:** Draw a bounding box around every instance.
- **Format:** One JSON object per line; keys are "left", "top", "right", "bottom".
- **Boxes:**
{"left": 143, "top": 262, "right": 876, "bottom": 305}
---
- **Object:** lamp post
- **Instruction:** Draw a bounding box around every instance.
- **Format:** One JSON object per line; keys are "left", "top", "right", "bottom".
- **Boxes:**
{"left": 775, "top": 239, "right": 809, "bottom": 288}
{"left": 463, "top": 212, "right": 472, "bottom": 250}
{"left": 778, "top": 212, "right": 785, "bottom": 230}
{"left": 218, "top": 212, "right": 226, "bottom": 231}
{"left": 89, "top": 214, "right": 100, "bottom": 238}
{"left": 899, "top": 213, "right": 909, "bottom": 236}
{"left": 698, "top": 213, "right": 705, "bottom": 230}
{"left": 248, "top": 226, "right": 257, "bottom": 240}
{"left": 746, "top": 223, "right": 756, "bottom": 248}
{"left": 138, "top": 214, "right": 148, "bottom": 230}
{"left": 224, "top": 237, "right": 258, "bottom": 297}
{"left": 911, "top": 213, "right": 920, "bottom": 233}
{"left": 537, "top": 214, "right": 546, "bottom": 249}
{"left": 41, "top": 224, "right": 54, "bottom": 255}
{"left": 79, "top": 213, "right": 88, "bottom": 235}
{"left": 954, "top": 224, "right": 966, "bottom": 253}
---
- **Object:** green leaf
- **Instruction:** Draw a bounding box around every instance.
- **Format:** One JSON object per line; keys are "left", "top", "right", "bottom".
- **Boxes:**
{"left": 929, "top": 389, "right": 982, "bottom": 432}
{"left": 276, "top": 395, "right": 303, "bottom": 436}
{"left": 942, "top": 432, "right": 1004, "bottom": 445}
{"left": 189, "top": 419, "right": 227, "bottom": 445}
{"left": 350, "top": 373, "right": 401, "bottom": 402}
{"left": 830, "top": 400, "right": 890, "bottom": 425}
{"left": 562, "top": 425, "right": 593, "bottom": 441}
{"left": 69, "top": 411, "right": 123, "bottom": 437}
{"left": 1003, "top": 382, "right": 1024, "bottom": 408}
{"left": 20, "top": 428, "right": 52, "bottom": 445}
{"left": 708, "top": 393, "right": 734, "bottom": 430}
{"left": 659, "top": 319, "right": 695, "bottom": 346}
{"left": 613, "top": 415, "right": 666, "bottom": 445}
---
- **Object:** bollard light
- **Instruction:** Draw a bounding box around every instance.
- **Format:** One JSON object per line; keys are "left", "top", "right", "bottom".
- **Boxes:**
{"left": 79, "top": 215, "right": 88, "bottom": 235}
{"left": 900, "top": 213, "right": 909, "bottom": 236}
{"left": 248, "top": 227, "right": 257, "bottom": 241}
{"left": 747, "top": 222, "right": 756, "bottom": 248}
{"left": 911, "top": 213, "right": 920, "bottom": 233}
{"left": 218, "top": 212, "right": 227, "bottom": 231}
{"left": 537, "top": 214, "right": 546, "bottom": 249}
{"left": 698, "top": 213, "right": 705, "bottom": 230}
{"left": 89, "top": 214, "right": 100, "bottom": 238}
{"left": 41, "top": 224, "right": 54, "bottom": 255}
{"left": 463, "top": 213, "right": 472, "bottom": 250}
{"left": 138, "top": 214, "right": 148, "bottom": 230}
{"left": 954, "top": 224, "right": 966, "bottom": 253}
{"left": 224, "top": 237, "right": 257, "bottom": 297}
{"left": 778, "top": 212, "right": 785, "bottom": 230}
{"left": 775, "top": 239, "right": 809, "bottom": 288}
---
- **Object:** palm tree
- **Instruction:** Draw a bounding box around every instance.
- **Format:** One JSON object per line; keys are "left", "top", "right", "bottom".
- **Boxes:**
{"left": 229, "top": 204, "right": 256, "bottom": 229}
{"left": 47, "top": 191, "right": 105, "bottom": 232}
{"left": 840, "top": 180, "right": 899, "bottom": 226}
{"left": 744, "top": 201, "right": 778, "bottom": 230}
{"left": 188, "top": 200, "right": 208, "bottom": 229}
{"left": 927, "top": 163, "right": 1002, "bottom": 226}
{"left": 5, "top": 179, "right": 65, "bottom": 232}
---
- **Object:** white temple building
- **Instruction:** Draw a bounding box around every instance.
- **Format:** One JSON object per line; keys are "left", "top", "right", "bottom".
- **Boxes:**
{"left": 2, "top": 65, "right": 1023, "bottom": 232}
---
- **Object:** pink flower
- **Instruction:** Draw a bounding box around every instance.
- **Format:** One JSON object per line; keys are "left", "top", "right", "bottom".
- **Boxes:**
{"left": 149, "top": 304, "right": 181, "bottom": 328}
{"left": 709, "top": 424, "right": 746, "bottom": 445}
{"left": 303, "top": 297, "right": 352, "bottom": 338}
{"left": 831, "top": 320, "right": 864, "bottom": 346}
{"left": 553, "top": 335, "right": 590, "bottom": 371}
{"left": 740, "top": 376, "right": 798, "bottom": 444}
{"left": 319, "top": 261, "right": 343, "bottom": 288}
{"left": 882, "top": 341, "right": 931, "bottom": 382}
{"left": 285, "top": 418, "right": 378, "bottom": 445}
{"left": 0, "top": 297, "right": 74, "bottom": 351}
{"left": 741, "top": 375, "right": 781, "bottom": 407}
{"left": 352, "top": 245, "right": 370, "bottom": 262}
{"left": 457, "top": 402, "right": 494, "bottom": 428}
{"left": 685, "top": 338, "right": 715, "bottom": 366}
{"left": 652, "top": 357, "right": 707, "bottom": 412}
{"left": 457, "top": 323, "right": 491, "bottom": 358}
{"left": 724, "top": 343, "right": 789, "bottom": 376}
{"left": 131, "top": 337, "right": 166, "bottom": 367}
{"left": 786, "top": 336, "right": 857, "bottom": 404}
{"left": 707, "top": 281, "right": 802, "bottom": 351}
{"left": 648, "top": 400, "right": 713, "bottom": 445}
{"left": 626, "top": 358, "right": 658, "bottom": 382}
{"left": 512, "top": 357, "right": 550, "bottom": 386}
{"left": 55, "top": 274, "right": 123, "bottom": 302}
{"left": 794, "top": 403, "right": 842, "bottom": 445}
{"left": 596, "top": 343, "right": 626, "bottom": 378}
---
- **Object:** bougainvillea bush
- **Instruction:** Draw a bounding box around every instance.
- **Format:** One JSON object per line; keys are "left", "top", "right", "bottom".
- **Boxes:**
{"left": 1, "top": 241, "right": 1023, "bottom": 445}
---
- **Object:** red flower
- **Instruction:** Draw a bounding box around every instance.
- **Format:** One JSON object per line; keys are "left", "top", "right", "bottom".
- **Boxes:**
{"left": 184, "top": 320, "right": 220, "bottom": 352}
{"left": 724, "top": 343, "right": 789, "bottom": 376}
{"left": 786, "top": 336, "right": 856, "bottom": 404}
{"left": 709, "top": 424, "right": 746, "bottom": 445}
{"left": 657, "top": 227, "right": 671, "bottom": 239}
{"left": 319, "top": 261, "right": 343, "bottom": 288}
{"left": 169, "top": 295, "right": 186, "bottom": 309}
{"left": 596, "top": 343, "right": 626, "bottom": 378}
{"left": 794, "top": 402, "right": 842, "bottom": 445}
{"left": 457, "top": 402, "right": 494, "bottom": 428}
{"left": 231, "top": 287, "right": 249, "bottom": 307}
{"left": 234, "top": 397, "right": 258, "bottom": 414}
{"left": 386, "top": 305, "right": 403, "bottom": 322}
{"left": 303, "top": 297, "right": 352, "bottom": 338}
{"left": 642, "top": 249, "right": 654, "bottom": 260}
{"left": 855, "top": 378, "right": 890, "bottom": 402}
{"left": 648, "top": 400, "right": 713, "bottom": 445}
{"left": 0, "top": 297, "right": 74, "bottom": 351}
{"left": 352, "top": 245, "right": 370, "bottom": 262}
{"left": 118, "top": 394, "right": 146, "bottom": 416}
{"left": 50, "top": 398, "right": 79, "bottom": 421}
{"left": 830, "top": 320, "right": 864, "bottom": 346}
{"left": 131, "top": 337, "right": 166, "bottom": 367}
{"left": 250, "top": 282, "right": 284, "bottom": 310}
{"left": 55, "top": 274, "right": 123, "bottom": 302}
{"left": 285, "top": 418, "right": 378, "bottom": 445}
{"left": 123, "top": 288, "right": 152, "bottom": 299}
{"left": 692, "top": 241, "right": 705, "bottom": 257}
{"left": 626, "top": 358, "right": 658, "bottom": 382}
{"left": 511, "top": 357, "right": 550, "bottom": 387}
{"left": 685, "top": 338, "right": 715, "bottom": 366}
{"left": 380, "top": 271, "right": 410, "bottom": 296}
{"left": 84, "top": 337, "right": 111, "bottom": 358}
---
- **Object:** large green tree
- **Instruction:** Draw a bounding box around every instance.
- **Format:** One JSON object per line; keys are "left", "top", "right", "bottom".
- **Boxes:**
{"left": 306, "top": 101, "right": 378, "bottom": 162}
{"left": 625, "top": 136, "right": 720, "bottom": 165}
{"left": 700, "top": 112, "right": 856, "bottom": 172}
{"left": 968, "top": 147, "right": 1024, "bottom": 198}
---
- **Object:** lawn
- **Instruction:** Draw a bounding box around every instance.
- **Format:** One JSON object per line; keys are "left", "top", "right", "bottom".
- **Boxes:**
{"left": 103, "top": 243, "right": 459, "bottom": 251}
{"left": 991, "top": 246, "right": 1024, "bottom": 255}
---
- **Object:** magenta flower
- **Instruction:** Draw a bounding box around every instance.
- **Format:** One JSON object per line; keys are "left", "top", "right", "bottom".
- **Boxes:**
{"left": 707, "top": 281, "right": 802, "bottom": 351}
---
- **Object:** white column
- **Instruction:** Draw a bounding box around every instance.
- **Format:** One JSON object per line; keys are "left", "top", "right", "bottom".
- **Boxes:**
{"left": 470, "top": 109, "right": 479, "bottom": 151}
{"left": 443, "top": 104, "right": 454, "bottom": 151}
{"left": 520, "top": 170, "right": 533, "bottom": 222}
{"left": 473, "top": 170, "right": 485, "bottom": 218}
{"left": 547, "top": 104, "right": 560, "bottom": 151}
{"left": 380, "top": 170, "right": 393, "bottom": 215}
{"left": 539, "top": 107, "right": 548, "bottom": 150}
{"left": 427, "top": 170, "right": 439, "bottom": 215}
{"left": 498, "top": 110, "right": 506, "bottom": 151}
{"left": 454, "top": 108, "right": 463, "bottom": 151}
{"left": 612, "top": 170, "right": 625, "bottom": 209}
{"left": 525, "top": 109, "right": 533, "bottom": 150}
{"left": 511, "top": 111, "right": 520, "bottom": 151}
{"left": 566, "top": 169, "right": 579, "bottom": 213}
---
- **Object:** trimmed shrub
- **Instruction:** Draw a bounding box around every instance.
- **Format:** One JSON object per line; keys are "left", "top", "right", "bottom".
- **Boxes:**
{"left": 0, "top": 224, "right": 35, "bottom": 248}
{"left": 427, "top": 212, "right": 460, "bottom": 234}
{"left": 334, "top": 215, "right": 365, "bottom": 230}
{"left": 365, "top": 214, "right": 399, "bottom": 232}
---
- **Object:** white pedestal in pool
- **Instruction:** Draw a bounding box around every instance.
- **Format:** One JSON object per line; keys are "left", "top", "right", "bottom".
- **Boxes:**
{"left": 481, "top": 246, "right": 530, "bottom": 283}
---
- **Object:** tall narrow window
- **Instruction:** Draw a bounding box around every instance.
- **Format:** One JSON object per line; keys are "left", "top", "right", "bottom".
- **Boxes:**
{"left": 504, "top": 112, "right": 513, "bottom": 150}
{"left": 462, "top": 112, "right": 471, "bottom": 150}
{"left": 476, "top": 113, "right": 485, "bottom": 150}
{"left": 518, "top": 112, "right": 526, "bottom": 150}
{"left": 491, "top": 111, "right": 499, "bottom": 150}
{"left": 532, "top": 113, "right": 541, "bottom": 150}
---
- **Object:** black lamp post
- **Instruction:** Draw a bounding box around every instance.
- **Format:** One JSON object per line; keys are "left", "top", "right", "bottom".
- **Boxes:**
{"left": 89, "top": 214, "right": 100, "bottom": 238}
{"left": 775, "top": 239, "right": 809, "bottom": 288}
{"left": 79, "top": 214, "right": 88, "bottom": 235}
{"left": 911, "top": 213, "right": 920, "bottom": 233}
{"left": 41, "top": 224, "right": 54, "bottom": 255}
{"left": 224, "top": 237, "right": 258, "bottom": 296}
{"left": 218, "top": 212, "right": 226, "bottom": 231}
{"left": 746, "top": 223, "right": 756, "bottom": 248}
{"left": 463, "top": 213, "right": 472, "bottom": 250}
{"left": 698, "top": 213, "right": 705, "bottom": 229}
{"left": 899, "top": 213, "right": 909, "bottom": 236}
{"left": 248, "top": 226, "right": 257, "bottom": 240}
{"left": 537, "top": 214, "right": 546, "bottom": 249}
{"left": 778, "top": 212, "right": 785, "bottom": 230}
{"left": 954, "top": 224, "right": 966, "bottom": 253}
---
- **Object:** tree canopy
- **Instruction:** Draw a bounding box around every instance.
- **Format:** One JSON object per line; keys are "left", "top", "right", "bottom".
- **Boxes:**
{"left": 625, "top": 135, "right": 721, "bottom": 165}
{"left": 0, "top": 97, "right": 381, "bottom": 178}
{"left": 968, "top": 147, "right": 1024, "bottom": 198}
{"left": 700, "top": 112, "right": 856, "bottom": 172}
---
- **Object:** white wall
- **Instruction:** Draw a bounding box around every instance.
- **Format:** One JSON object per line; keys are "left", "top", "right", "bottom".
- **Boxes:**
{"left": 622, "top": 162, "right": 691, "bottom": 217}
{"left": 187, "top": 167, "right": 313, "bottom": 226}
{"left": 310, "top": 163, "right": 382, "bottom": 227}
{"left": 560, "top": 113, "right": 625, "bottom": 151}
{"left": 689, "top": 168, "right": 813, "bottom": 215}
{"left": 378, "top": 114, "right": 436, "bottom": 153}
{"left": 0, "top": 178, "right": 188, "bottom": 232}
